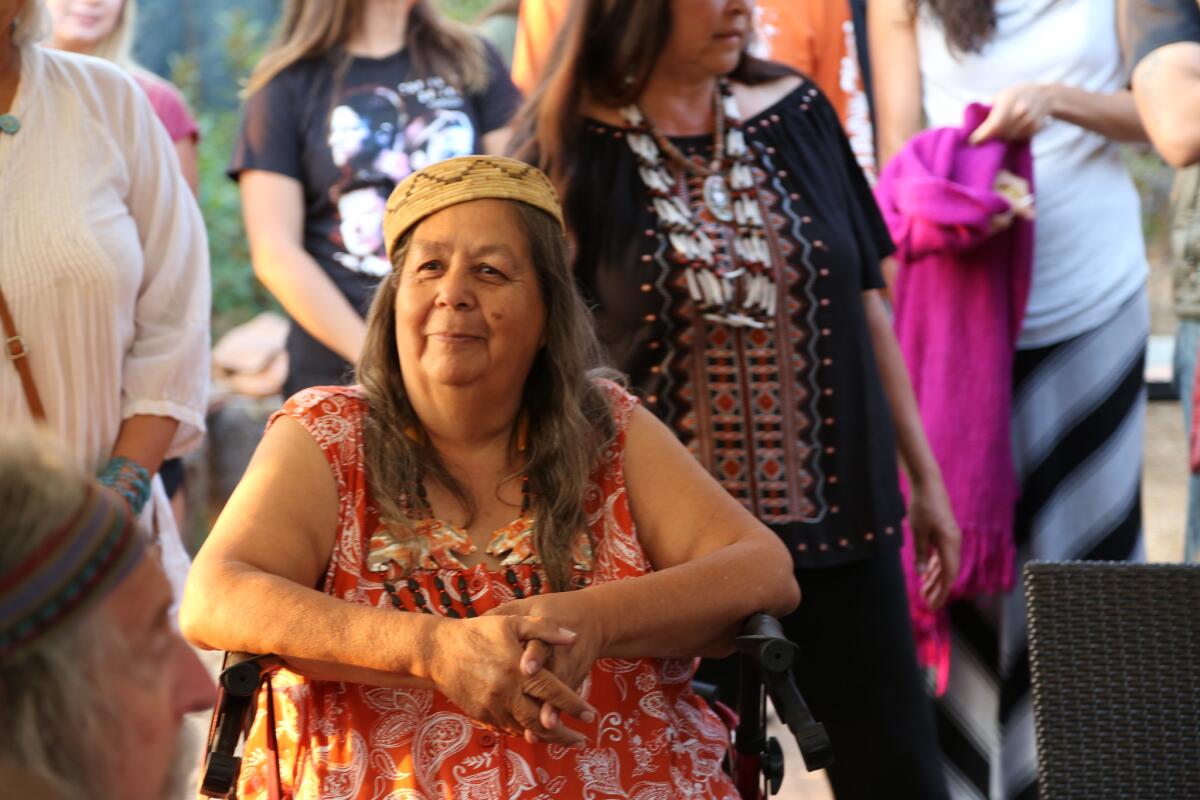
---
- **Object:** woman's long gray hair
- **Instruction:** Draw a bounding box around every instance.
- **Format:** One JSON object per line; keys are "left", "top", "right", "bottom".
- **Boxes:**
{"left": 357, "top": 202, "right": 617, "bottom": 591}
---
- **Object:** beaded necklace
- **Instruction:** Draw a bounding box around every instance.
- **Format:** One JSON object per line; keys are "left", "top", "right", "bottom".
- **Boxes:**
{"left": 365, "top": 421, "right": 593, "bottom": 612}
{"left": 367, "top": 464, "right": 537, "bottom": 575}
{"left": 621, "top": 79, "right": 776, "bottom": 329}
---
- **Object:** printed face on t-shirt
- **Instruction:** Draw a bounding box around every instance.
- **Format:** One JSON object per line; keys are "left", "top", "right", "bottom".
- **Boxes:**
{"left": 328, "top": 87, "right": 407, "bottom": 179}
{"left": 405, "top": 109, "right": 474, "bottom": 172}
{"left": 338, "top": 187, "right": 387, "bottom": 257}
{"left": 326, "top": 79, "right": 480, "bottom": 278}
{"left": 329, "top": 105, "right": 371, "bottom": 167}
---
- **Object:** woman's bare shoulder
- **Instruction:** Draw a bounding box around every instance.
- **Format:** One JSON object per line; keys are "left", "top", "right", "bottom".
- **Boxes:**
{"left": 731, "top": 74, "right": 805, "bottom": 119}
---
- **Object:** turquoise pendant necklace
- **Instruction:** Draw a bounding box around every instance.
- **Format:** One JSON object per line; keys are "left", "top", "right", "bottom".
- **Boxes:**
{"left": 1, "top": 44, "right": 20, "bottom": 135}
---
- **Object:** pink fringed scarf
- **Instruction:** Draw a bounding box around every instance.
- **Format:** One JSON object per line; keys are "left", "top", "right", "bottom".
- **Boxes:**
{"left": 874, "top": 104, "right": 1034, "bottom": 693}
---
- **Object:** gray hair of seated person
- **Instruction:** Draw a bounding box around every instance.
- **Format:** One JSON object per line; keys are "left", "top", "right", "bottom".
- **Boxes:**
{"left": 13, "top": 0, "right": 51, "bottom": 46}
{"left": 0, "top": 433, "right": 119, "bottom": 799}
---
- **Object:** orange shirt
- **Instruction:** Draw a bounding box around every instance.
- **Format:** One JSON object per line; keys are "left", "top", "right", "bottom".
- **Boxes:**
{"left": 235, "top": 383, "right": 739, "bottom": 799}
{"left": 511, "top": 0, "right": 875, "bottom": 177}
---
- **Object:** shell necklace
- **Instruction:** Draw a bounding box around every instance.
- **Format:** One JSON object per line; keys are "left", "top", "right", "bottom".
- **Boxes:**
{"left": 621, "top": 79, "right": 776, "bottom": 329}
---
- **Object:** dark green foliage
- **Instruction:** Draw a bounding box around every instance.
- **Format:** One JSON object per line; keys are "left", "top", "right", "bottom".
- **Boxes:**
{"left": 438, "top": 0, "right": 492, "bottom": 22}
{"left": 169, "top": 10, "right": 276, "bottom": 339}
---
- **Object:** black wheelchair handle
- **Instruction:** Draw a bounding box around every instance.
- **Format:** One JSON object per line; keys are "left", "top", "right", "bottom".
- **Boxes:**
{"left": 739, "top": 612, "right": 785, "bottom": 640}
{"left": 734, "top": 612, "right": 798, "bottom": 673}
{"left": 199, "top": 652, "right": 284, "bottom": 798}
{"left": 220, "top": 652, "right": 283, "bottom": 696}
{"left": 733, "top": 614, "right": 836, "bottom": 775}
{"left": 763, "top": 668, "right": 835, "bottom": 771}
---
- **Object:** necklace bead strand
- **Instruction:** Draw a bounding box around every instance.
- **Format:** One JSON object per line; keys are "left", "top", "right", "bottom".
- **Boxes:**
{"left": 621, "top": 80, "right": 776, "bottom": 329}
{"left": 505, "top": 568, "right": 525, "bottom": 599}
{"left": 456, "top": 574, "right": 479, "bottom": 618}
{"left": 433, "top": 574, "right": 465, "bottom": 618}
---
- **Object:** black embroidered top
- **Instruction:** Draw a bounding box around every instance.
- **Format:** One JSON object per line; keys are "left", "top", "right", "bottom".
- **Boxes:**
{"left": 569, "top": 81, "right": 904, "bottom": 568}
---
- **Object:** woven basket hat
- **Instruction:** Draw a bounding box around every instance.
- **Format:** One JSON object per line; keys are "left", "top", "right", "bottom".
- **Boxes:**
{"left": 383, "top": 155, "right": 564, "bottom": 262}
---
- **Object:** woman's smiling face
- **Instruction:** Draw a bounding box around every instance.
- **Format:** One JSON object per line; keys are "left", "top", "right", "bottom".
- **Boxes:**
{"left": 393, "top": 199, "right": 546, "bottom": 396}
{"left": 45, "top": 0, "right": 125, "bottom": 54}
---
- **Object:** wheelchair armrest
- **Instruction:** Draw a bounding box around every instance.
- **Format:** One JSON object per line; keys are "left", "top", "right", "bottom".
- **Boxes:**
{"left": 199, "top": 653, "right": 284, "bottom": 798}
{"left": 761, "top": 668, "right": 835, "bottom": 771}
{"left": 219, "top": 651, "right": 284, "bottom": 696}
{"left": 734, "top": 612, "right": 798, "bottom": 673}
{"left": 733, "top": 614, "right": 836, "bottom": 773}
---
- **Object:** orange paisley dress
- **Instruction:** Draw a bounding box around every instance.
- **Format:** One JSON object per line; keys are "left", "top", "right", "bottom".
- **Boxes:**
{"left": 235, "top": 382, "right": 739, "bottom": 799}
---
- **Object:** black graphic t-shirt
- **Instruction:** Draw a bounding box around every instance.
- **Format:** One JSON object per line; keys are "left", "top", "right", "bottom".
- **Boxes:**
{"left": 229, "top": 43, "right": 521, "bottom": 393}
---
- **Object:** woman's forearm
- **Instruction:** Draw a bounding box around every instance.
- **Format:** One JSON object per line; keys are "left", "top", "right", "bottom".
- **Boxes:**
{"left": 863, "top": 290, "right": 941, "bottom": 487}
{"left": 174, "top": 137, "right": 200, "bottom": 198}
{"left": 110, "top": 414, "right": 180, "bottom": 476}
{"left": 576, "top": 538, "right": 797, "bottom": 660}
{"left": 180, "top": 558, "right": 441, "bottom": 685}
{"left": 281, "top": 656, "right": 434, "bottom": 689}
{"left": 251, "top": 239, "right": 367, "bottom": 363}
{"left": 1049, "top": 85, "right": 1147, "bottom": 143}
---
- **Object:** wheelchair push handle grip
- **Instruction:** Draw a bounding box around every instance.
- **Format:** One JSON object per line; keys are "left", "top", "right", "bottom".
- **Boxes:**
{"left": 794, "top": 723, "right": 835, "bottom": 771}
{"left": 220, "top": 651, "right": 283, "bottom": 696}
{"left": 199, "top": 652, "right": 283, "bottom": 798}
{"left": 734, "top": 613, "right": 798, "bottom": 673}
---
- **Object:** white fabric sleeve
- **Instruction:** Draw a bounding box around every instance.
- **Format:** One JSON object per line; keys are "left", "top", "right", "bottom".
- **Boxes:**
{"left": 116, "top": 73, "right": 211, "bottom": 458}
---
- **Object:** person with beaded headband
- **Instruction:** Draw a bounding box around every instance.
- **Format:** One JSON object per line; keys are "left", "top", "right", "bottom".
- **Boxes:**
{"left": 182, "top": 155, "right": 799, "bottom": 799}
{"left": 0, "top": 430, "right": 214, "bottom": 800}
{"left": 506, "top": 1, "right": 961, "bottom": 797}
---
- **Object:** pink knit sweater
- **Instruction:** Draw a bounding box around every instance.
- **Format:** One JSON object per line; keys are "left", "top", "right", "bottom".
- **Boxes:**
{"left": 874, "top": 104, "right": 1034, "bottom": 692}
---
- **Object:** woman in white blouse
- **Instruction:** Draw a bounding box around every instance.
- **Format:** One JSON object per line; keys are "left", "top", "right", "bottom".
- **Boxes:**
{"left": 0, "top": 0, "right": 209, "bottom": 597}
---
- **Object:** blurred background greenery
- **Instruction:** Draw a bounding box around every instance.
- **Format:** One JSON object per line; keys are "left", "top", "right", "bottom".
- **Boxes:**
{"left": 133, "top": 0, "right": 494, "bottom": 339}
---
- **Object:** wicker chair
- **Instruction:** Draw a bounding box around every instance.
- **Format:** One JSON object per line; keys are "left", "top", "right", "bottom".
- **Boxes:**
{"left": 1023, "top": 561, "right": 1200, "bottom": 799}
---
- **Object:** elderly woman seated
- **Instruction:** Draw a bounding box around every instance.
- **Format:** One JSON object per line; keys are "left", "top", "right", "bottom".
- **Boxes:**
{"left": 181, "top": 155, "right": 799, "bottom": 799}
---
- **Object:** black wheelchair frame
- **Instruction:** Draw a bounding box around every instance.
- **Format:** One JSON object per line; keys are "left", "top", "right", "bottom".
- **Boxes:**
{"left": 199, "top": 613, "right": 832, "bottom": 799}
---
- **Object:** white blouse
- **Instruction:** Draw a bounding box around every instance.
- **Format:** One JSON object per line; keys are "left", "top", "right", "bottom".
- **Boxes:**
{"left": 917, "top": 0, "right": 1147, "bottom": 348}
{"left": 0, "top": 45, "right": 209, "bottom": 594}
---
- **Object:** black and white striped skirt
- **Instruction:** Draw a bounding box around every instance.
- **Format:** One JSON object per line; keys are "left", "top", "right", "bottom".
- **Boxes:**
{"left": 936, "top": 289, "right": 1148, "bottom": 800}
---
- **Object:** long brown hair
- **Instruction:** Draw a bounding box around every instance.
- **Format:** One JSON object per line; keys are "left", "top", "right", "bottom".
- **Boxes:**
{"left": 357, "top": 202, "right": 617, "bottom": 591}
{"left": 506, "top": 0, "right": 794, "bottom": 192}
{"left": 245, "top": 0, "right": 488, "bottom": 97}
{"left": 912, "top": 0, "right": 997, "bottom": 55}
{"left": 914, "top": 0, "right": 1065, "bottom": 56}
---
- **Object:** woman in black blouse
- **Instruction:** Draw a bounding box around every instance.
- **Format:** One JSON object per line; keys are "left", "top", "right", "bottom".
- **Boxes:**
{"left": 509, "top": 1, "right": 960, "bottom": 797}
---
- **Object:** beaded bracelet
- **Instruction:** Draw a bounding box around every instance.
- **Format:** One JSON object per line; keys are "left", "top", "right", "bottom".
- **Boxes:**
{"left": 97, "top": 456, "right": 152, "bottom": 516}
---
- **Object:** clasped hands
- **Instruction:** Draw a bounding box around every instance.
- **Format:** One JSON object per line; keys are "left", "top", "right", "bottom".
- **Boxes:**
{"left": 428, "top": 593, "right": 603, "bottom": 748}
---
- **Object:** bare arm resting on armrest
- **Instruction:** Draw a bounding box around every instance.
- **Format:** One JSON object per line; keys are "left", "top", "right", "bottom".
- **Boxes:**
{"left": 489, "top": 403, "right": 801, "bottom": 699}
{"left": 180, "top": 415, "right": 594, "bottom": 745}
